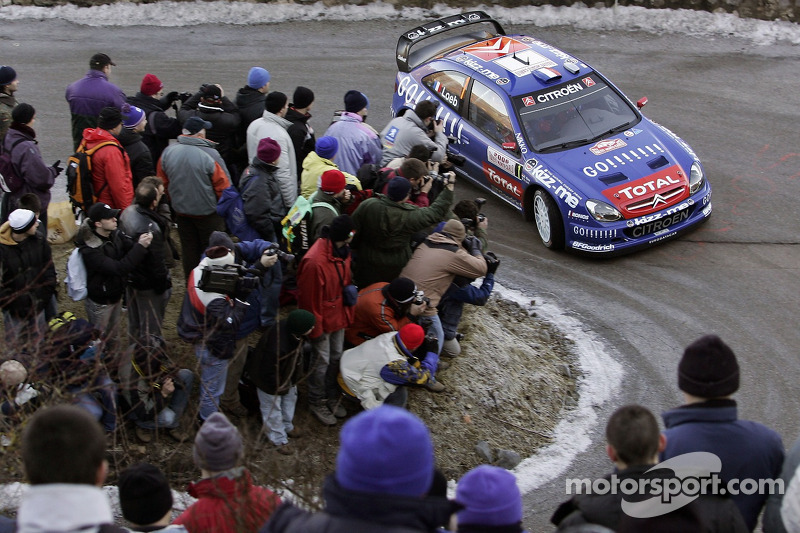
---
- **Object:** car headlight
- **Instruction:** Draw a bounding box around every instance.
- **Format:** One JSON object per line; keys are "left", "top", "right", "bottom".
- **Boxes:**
{"left": 586, "top": 199, "right": 623, "bottom": 222}
{"left": 689, "top": 161, "right": 705, "bottom": 194}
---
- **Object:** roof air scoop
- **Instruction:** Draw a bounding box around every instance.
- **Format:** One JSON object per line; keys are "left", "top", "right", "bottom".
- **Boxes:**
{"left": 533, "top": 67, "right": 562, "bottom": 83}
{"left": 564, "top": 61, "right": 580, "bottom": 74}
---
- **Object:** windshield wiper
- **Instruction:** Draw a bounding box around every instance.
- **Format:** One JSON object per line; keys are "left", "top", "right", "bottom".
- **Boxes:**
{"left": 590, "top": 123, "right": 632, "bottom": 142}
{"left": 539, "top": 138, "right": 592, "bottom": 152}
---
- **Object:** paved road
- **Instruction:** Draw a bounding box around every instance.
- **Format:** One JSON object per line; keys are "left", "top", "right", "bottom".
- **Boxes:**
{"left": 3, "top": 17, "right": 800, "bottom": 528}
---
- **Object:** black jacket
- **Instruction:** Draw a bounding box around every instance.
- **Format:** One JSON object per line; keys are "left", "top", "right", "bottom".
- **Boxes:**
{"left": 262, "top": 475, "right": 455, "bottom": 533}
{"left": 0, "top": 223, "right": 56, "bottom": 317}
{"left": 118, "top": 204, "right": 172, "bottom": 294}
{"left": 285, "top": 107, "right": 315, "bottom": 174}
{"left": 240, "top": 159, "right": 285, "bottom": 241}
{"left": 75, "top": 218, "right": 147, "bottom": 304}
{"left": 116, "top": 127, "right": 155, "bottom": 187}
{"left": 126, "top": 92, "right": 182, "bottom": 164}
{"left": 245, "top": 319, "right": 304, "bottom": 396}
{"left": 179, "top": 92, "right": 240, "bottom": 165}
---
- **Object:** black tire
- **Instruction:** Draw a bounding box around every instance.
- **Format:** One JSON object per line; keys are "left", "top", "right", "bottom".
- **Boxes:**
{"left": 532, "top": 189, "right": 565, "bottom": 250}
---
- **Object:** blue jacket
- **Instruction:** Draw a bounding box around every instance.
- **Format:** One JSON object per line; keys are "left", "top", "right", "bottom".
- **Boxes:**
{"left": 438, "top": 273, "right": 494, "bottom": 340}
{"left": 661, "top": 400, "right": 784, "bottom": 531}
{"left": 323, "top": 112, "right": 383, "bottom": 175}
{"left": 233, "top": 238, "right": 274, "bottom": 339}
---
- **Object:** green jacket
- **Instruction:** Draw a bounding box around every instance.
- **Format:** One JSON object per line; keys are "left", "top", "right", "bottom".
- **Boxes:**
{"left": 351, "top": 187, "right": 453, "bottom": 287}
{"left": 0, "top": 92, "right": 17, "bottom": 144}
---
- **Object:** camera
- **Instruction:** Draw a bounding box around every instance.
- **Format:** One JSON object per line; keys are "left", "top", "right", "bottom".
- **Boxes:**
{"left": 176, "top": 91, "right": 192, "bottom": 103}
{"left": 264, "top": 242, "right": 295, "bottom": 263}
{"left": 446, "top": 147, "right": 466, "bottom": 167}
{"left": 412, "top": 290, "right": 430, "bottom": 307}
{"left": 197, "top": 264, "right": 260, "bottom": 298}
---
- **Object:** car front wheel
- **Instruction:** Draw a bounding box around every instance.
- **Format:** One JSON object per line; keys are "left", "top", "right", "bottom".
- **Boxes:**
{"left": 533, "top": 189, "right": 565, "bottom": 250}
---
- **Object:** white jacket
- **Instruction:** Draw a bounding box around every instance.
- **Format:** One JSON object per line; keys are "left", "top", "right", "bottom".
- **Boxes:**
{"left": 246, "top": 111, "right": 298, "bottom": 209}
{"left": 340, "top": 331, "right": 401, "bottom": 410}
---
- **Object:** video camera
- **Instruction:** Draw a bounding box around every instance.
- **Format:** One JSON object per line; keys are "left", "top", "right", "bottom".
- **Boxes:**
{"left": 446, "top": 146, "right": 466, "bottom": 167}
{"left": 264, "top": 242, "right": 295, "bottom": 263}
{"left": 197, "top": 264, "right": 261, "bottom": 298}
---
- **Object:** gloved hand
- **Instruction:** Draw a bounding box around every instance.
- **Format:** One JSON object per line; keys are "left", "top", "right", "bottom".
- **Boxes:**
{"left": 15, "top": 384, "right": 39, "bottom": 406}
{"left": 52, "top": 160, "right": 63, "bottom": 175}
{"left": 234, "top": 275, "right": 260, "bottom": 300}
{"left": 463, "top": 235, "right": 483, "bottom": 257}
{"left": 484, "top": 251, "right": 500, "bottom": 275}
{"left": 166, "top": 91, "right": 179, "bottom": 102}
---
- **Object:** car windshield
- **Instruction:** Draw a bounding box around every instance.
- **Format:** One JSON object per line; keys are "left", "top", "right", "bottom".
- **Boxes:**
{"left": 514, "top": 74, "right": 639, "bottom": 153}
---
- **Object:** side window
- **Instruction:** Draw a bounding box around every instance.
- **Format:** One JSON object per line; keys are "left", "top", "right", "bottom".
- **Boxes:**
{"left": 468, "top": 80, "right": 514, "bottom": 147}
{"left": 422, "top": 71, "right": 469, "bottom": 112}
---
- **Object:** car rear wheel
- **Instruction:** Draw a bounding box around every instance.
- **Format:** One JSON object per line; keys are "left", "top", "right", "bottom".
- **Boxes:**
{"left": 533, "top": 189, "right": 565, "bottom": 250}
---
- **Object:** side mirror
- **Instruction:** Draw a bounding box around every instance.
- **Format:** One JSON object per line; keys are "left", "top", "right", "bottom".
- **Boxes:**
{"left": 637, "top": 97, "right": 648, "bottom": 109}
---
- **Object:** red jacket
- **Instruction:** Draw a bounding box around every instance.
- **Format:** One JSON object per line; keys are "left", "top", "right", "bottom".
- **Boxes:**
{"left": 173, "top": 469, "right": 280, "bottom": 533}
{"left": 345, "top": 282, "right": 411, "bottom": 346}
{"left": 81, "top": 127, "right": 134, "bottom": 210}
{"left": 296, "top": 237, "right": 355, "bottom": 339}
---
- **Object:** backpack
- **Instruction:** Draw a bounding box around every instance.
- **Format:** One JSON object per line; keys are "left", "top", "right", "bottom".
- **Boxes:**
{"left": 356, "top": 163, "right": 394, "bottom": 193}
{"left": 65, "top": 248, "right": 88, "bottom": 301}
{"left": 0, "top": 138, "right": 26, "bottom": 194}
{"left": 66, "top": 141, "right": 121, "bottom": 214}
{"left": 216, "top": 173, "right": 260, "bottom": 242}
{"left": 281, "top": 196, "right": 313, "bottom": 256}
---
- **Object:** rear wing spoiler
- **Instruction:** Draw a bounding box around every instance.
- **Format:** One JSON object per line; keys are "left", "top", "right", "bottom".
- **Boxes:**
{"left": 396, "top": 11, "right": 505, "bottom": 73}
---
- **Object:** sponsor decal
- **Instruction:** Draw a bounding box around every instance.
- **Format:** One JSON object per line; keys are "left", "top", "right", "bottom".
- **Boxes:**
{"left": 384, "top": 126, "right": 399, "bottom": 147}
{"left": 432, "top": 80, "right": 460, "bottom": 108}
{"left": 572, "top": 241, "right": 615, "bottom": 252}
{"left": 624, "top": 130, "right": 635, "bottom": 137}
{"left": 604, "top": 166, "right": 685, "bottom": 203}
{"left": 464, "top": 37, "right": 530, "bottom": 61}
{"left": 487, "top": 146, "right": 521, "bottom": 178}
{"left": 590, "top": 138, "right": 627, "bottom": 156}
{"left": 496, "top": 77, "right": 510, "bottom": 85}
{"left": 495, "top": 50, "right": 557, "bottom": 77}
{"left": 397, "top": 76, "right": 425, "bottom": 107}
{"left": 453, "top": 55, "right": 501, "bottom": 80}
{"left": 582, "top": 77, "right": 595, "bottom": 87}
{"left": 522, "top": 96, "right": 536, "bottom": 107}
{"left": 702, "top": 204, "right": 712, "bottom": 216}
{"left": 629, "top": 208, "right": 690, "bottom": 238}
{"left": 568, "top": 210, "right": 590, "bottom": 221}
{"left": 523, "top": 158, "right": 538, "bottom": 173}
{"left": 537, "top": 83, "right": 584, "bottom": 104}
{"left": 527, "top": 162, "right": 581, "bottom": 209}
{"left": 572, "top": 226, "right": 618, "bottom": 240}
{"left": 483, "top": 163, "right": 523, "bottom": 200}
{"left": 526, "top": 39, "right": 576, "bottom": 62}
{"left": 515, "top": 132, "right": 528, "bottom": 155}
{"left": 582, "top": 144, "right": 666, "bottom": 177}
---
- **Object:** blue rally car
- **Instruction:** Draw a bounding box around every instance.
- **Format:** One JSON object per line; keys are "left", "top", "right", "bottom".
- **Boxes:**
{"left": 391, "top": 12, "right": 712, "bottom": 255}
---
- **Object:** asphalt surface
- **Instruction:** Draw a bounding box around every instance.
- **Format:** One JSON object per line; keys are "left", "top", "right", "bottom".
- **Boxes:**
{"left": 3, "top": 17, "right": 800, "bottom": 529}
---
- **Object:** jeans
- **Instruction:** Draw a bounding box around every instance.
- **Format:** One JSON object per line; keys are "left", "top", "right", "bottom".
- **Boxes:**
{"left": 427, "top": 314, "right": 445, "bottom": 355}
{"left": 257, "top": 386, "right": 298, "bottom": 446}
{"left": 384, "top": 386, "right": 408, "bottom": 408}
{"left": 307, "top": 329, "right": 345, "bottom": 406}
{"left": 196, "top": 344, "right": 229, "bottom": 421}
{"left": 85, "top": 298, "right": 122, "bottom": 355}
{"left": 126, "top": 286, "right": 171, "bottom": 341}
{"left": 135, "top": 369, "right": 193, "bottom": 430}
{"left": 220, "top": 338, "right": 249, "bottom": 410}
{"left": 260, "top": 261, "right": 282, "bottom": 328}
{"left": 70, "top": 373, "right": 117, "bottom": 432}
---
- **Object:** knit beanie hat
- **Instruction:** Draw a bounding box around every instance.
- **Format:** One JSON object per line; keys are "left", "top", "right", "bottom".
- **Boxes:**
{"left": 320, "top": 169, "right": 346, "bottom": 194}
{"left": 442, "top": 219, "right": 467, "bottom": 243}
{"left": 265, "top": 91, "right": 288, "bottom": 114}
{"left": 336, "top": 405, "right": 434, "bottom": 496}
{"left": 257, "top": 137, "right": 281, "bottom": 164}
{"left": 140, "top": 73, "right": 163, "bottom": 96}
{"left": 201, "top": 84, "right": 222, "bottom": 103}
{"left": 247, "top": 67, "right": 270, "bottom": 90}
{"left": 385, "top": 277, "right": 416, "bottom": 304}
{"left": 678, "top": 334, "right": 740, "bottom": 398}
{"left": 208, "top": 230, "right": 235, "bottom": 252}
{"left": 203, "top": 245, "right": 235, "bottom": 267}
{"left": 328, "top": 214, "right": 354, "bottom": 242}
{"left": 8, "top": 209, "right": 37, "bottom": 233}
{"left": 292, "top": 86, "right": 314, "bottom": 109}
{"left": 386, "top": 177, "right": 412, "bottom": 202}
{"left": 0, "top": 360, "right": 27, "bottom": 388}
{"left": 0, "top": 66, "right": 17, "bottom": 86}
{"left": 315, "top": 136, "right": 339, "bottom": 160}
{"left": 456, "top": 465, "right": 523, "bottom": 527}
{"left": 118, "top": 463, "right": 173, "bottom": 526}
{"left": 11, "top": 103, "right": 35, "bottom": 125}
{"left": 344, "top": 90, "right": 368, "bottom": 113}
{"left": 122, "top": 104, "right": 146, "bottom": 129}
{"left": 286, "top": 309, "right": 316, "bottom": 336}
{"left": 193, "top": 412, "right": 243, "bottom": 472}
{"left": 398, "top": 323, "right": 425, "bottom": 352}
{"left": 97, "top": 107, "right": 123, "bottom": 130}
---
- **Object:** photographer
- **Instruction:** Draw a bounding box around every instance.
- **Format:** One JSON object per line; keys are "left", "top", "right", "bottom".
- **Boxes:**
{"left": 345, "top": 276, "right": 427, "bottom": 347}
{"left": 453, "top": 198, "right": 489, "bottom": 252}
{"left": 340, "top": 323, "right": 444, "bottom": 411}
{"left": 127, "top": 73, "right": 186, "bottom": 163}
{"left": 177, "top": 244, "right": 276, "bottom": 421}
{"left": 400, "top": 219, "right": 488, "bottom": 354}
{"left": 380, "top": 100, "right": 448, "bottom": 167}
{"left": 122, "top": 336, "right": 193, "bottom": 443}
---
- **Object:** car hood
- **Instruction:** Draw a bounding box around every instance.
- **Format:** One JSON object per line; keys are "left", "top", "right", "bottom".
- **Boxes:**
{"left": 532, "top": 124, "right": 696, "bottom": 219}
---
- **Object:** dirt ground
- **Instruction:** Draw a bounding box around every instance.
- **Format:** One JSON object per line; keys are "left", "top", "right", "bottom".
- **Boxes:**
{"left": 0, "top": 239, "right": 580, "bottom": 510}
